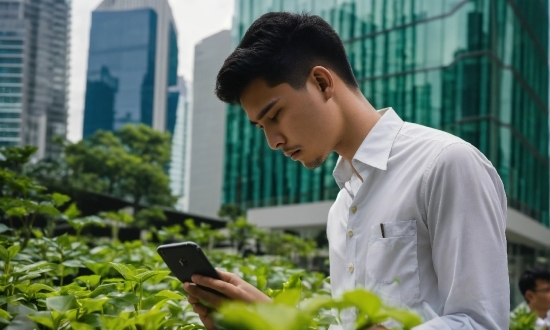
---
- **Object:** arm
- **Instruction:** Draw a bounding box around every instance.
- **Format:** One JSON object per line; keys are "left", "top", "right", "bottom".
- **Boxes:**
{"left": 415, "top": 143, "right": 509, "bottom": 329}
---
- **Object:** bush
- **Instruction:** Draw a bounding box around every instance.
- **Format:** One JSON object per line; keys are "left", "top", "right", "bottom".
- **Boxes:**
{"left": 0, "top": 146, "right": 422, "bottom": 329}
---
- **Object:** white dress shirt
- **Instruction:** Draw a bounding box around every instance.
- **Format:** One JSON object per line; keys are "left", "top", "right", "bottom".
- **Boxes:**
{"left": 327, "top": 108, "right": 509, "bottom": 329}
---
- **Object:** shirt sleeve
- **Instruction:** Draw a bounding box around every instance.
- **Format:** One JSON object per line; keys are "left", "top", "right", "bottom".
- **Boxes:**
{"left": 415, "top": 142, "right": 509, "bottom": 330}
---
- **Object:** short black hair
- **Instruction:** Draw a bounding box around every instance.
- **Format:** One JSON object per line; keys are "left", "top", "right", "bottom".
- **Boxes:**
{"left": 215, "top": 12, "right": 358, "bottom": 105}
{"left": 519, "top": 267, "right": 550, "bottom": 302}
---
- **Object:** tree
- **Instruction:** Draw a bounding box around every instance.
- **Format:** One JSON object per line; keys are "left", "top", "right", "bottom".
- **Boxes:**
{"left": 43, "top": 124, "right": 176, "bottom": 209}
{"left": 218, "top": 204, "right": 244, "bottom": 222}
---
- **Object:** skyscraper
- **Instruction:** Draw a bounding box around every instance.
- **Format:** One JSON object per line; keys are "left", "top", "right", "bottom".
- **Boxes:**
{"left": 186, "top": 30, "right": 231, "bottom": 218}
{"left": 169, "top": 76, "right": 192, "bottom": 211}
{"left": 83, "top": 0, "right": 178, "bottom": 137}
{"left": 0, "top": 0, "right": 71, "bottom": 159}
{"left": 226, "top": 0, "right": 549, "bottom": 306}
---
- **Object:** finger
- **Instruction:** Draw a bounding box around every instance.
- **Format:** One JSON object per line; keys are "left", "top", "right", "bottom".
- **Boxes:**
{"left": 191, "top": 274, "right": 239, "bottom": 298}
{"left": 199, "top": 314, "right": 216, "bottom": 330}
{"left": 216, "top": 269, "right": 242, "bottom": 284}
{"left": 184, "top": 282, "right": 225, "bottom": 308}
{"left": 187, "top": 294, "right": 200, "bottom": 304}
{"left": 192, "top": 302, "right": 210, "bottom": 316}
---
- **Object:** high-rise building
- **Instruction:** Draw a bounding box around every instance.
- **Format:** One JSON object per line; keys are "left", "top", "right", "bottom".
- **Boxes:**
{"left": 187, "top": 30, "right": 231, "bottom": 218}
{"left": 83, "top": 0, "right": 178, "bottom": 137}
{"left": 226, "top": 0, "right": 549, "bottom": 306}
{"left": 0, "top": 0, "right": 71, "bottom": 159}
{"left": 169, "top": 76, "right": 192, "bottom": 211}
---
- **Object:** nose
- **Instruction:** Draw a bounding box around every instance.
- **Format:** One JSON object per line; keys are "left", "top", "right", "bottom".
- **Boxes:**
{"left": 264, "top": 128, "right": 285, "bottom": 150}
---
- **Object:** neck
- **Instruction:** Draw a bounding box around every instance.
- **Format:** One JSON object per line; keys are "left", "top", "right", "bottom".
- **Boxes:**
{"left": 529, "top": 303, "right": 548, "bottom": 319}
{"left": 332, "top": 88, "right": 381, "bottom": 161}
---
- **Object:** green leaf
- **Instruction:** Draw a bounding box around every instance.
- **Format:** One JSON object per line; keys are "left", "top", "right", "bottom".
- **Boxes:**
{"left": 78, "top": 314, "right": 102, "bottom": 328}
{"left": 7, "top": 245, "right": 19, "bottom": 261}
{"left": 273, "top": 289, "right": 301, "bottom": 307}
{"left": 51, "top": 193, "right": 71, "bottom": 207}
{"left": 37, "top": 203, "right": 60, "bottom": 216}
{"left": 150, "top": 270, "right": 171, "bottom": 283}
{"left": 76, "top": 275, "right": 101, "bottom": 288}
{"left": 70, "top": 321, "right": 95, "bottom": 330}
{"left": 257, "top": 275, "right": 267, "bottom": 291}
{"left": 46, "top": 295, "right": 78, "bottom": 312}
{"left": 62, "top": 260, "right": 84, "bottom": 268}
{"left": 216, "top": 302, "right": 311, "bottom": 330}
{"left": 155, "top": 290, "right": 185, "bottom": 300}
{"left": 0, "top": 308, "right": 11, "bottom": 322}
{"left": 6, "top": 206, "right": 28, "bottom": 218}
{"left": 27, "top": 311, "right": 54, "bottom": 328}
{"left": 283, "top": 273, "right": 303, "bottom": 291}
{"left": 141, "top": 296, "right": 168, "bottom": 310}
{"left": 107, "top": 292, "right": 139, "bottom": 305}
{"left": 89, "top": 283, "right": 118, "bottom": 298}
{"left": 109, "top": 262, "right": 136, "bottom": 281}
{"left": 26, "top": 283, "right": 55, "bottom": 295}
{"left": 135, "top": 310, "right": 169, "bottom": 329}
{"left": 133, "top": 269, "right": 156, "bottom": 282}
{"left": 14, "top": 261, "right": 54, "bottom": 274}
{"left": 0, "top": 246, "right": 8, "bottom": 263}
{"left": 342, "top": 289, "right": 382, "bottom": 316}
{"left": 298, "top": 296, "right": 336, "bottom": 316}
{"left": 373, "top": 306, "right": 423, "bottom": 329}
{"left": 80, "top": 297, "right": 109, "bottom": 313}
{"left": 100, "top": 315, "right": 135, "bottom": 330}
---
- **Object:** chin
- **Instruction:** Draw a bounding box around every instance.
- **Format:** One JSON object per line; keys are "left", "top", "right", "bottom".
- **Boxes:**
{"left": 302, "top": 155, "right": 325, "bottom": 170}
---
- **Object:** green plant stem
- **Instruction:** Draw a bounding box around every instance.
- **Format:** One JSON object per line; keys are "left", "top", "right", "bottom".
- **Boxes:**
{"left": 139, "top": 282, "right": 143, "bottom": 312}
{"left": 59, "top": 265, "right": 64, "bottom": 286}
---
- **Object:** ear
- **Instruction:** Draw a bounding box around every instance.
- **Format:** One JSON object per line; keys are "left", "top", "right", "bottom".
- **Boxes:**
{"left": 525, "top": 290, "right": 534, "bottom": 303}
{"left": 310, "top": 66, "right": 334, "bottom": 100}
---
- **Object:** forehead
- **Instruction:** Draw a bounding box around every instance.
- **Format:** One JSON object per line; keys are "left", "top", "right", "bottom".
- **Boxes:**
{"left": 240, "top": 78, "right": 298, "bottom": 114}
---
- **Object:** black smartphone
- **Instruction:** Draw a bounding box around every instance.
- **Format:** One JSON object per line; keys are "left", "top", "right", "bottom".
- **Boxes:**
{"left": 157, "top": 241, "right": 224, "bottom": 296}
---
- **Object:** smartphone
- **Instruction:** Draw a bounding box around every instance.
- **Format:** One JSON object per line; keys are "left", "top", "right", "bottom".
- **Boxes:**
{"left": 157, "top": 241, "right": 224, "bottom": 297}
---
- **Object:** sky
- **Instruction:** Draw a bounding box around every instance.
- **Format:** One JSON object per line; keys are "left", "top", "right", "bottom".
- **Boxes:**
{"left": 68, "top": 0, "right": 235, "bottom": 142}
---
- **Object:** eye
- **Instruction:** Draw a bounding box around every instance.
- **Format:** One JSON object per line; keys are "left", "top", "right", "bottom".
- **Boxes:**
{"left": 271, "top": 110, "right": 281, "bottom": 121}
{"left": 256, "top": 125, "right": 264, "bottom": 130}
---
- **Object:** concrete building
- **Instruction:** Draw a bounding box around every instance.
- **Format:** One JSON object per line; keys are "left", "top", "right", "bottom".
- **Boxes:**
{"left": 0, "top": 0, "right": 71, "bottom": 159}
{"left": 83, "top": 0, "right": 178, "bottom": 137}
{"left": 186, "top": 30, "right": 231, "bottom": 218}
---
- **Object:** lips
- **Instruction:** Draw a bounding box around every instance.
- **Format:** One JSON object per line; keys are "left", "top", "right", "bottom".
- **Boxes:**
{"left": 290, "top": 150, "right": 301, "bottom": 160}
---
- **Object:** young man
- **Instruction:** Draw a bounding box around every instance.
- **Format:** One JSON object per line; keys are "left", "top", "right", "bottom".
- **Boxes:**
{"left": 183, "top": 12, "right": 509, "bottom": 329}
{"left": 513, "top": 268, "right": 550, "bottom": 329}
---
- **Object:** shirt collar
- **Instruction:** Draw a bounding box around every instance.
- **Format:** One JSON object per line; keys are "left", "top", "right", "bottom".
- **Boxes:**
{"left": 332, "top": 107, "right": 404, "bottom": 188}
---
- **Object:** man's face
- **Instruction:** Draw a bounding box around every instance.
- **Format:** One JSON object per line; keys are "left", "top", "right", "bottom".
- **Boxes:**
{"left": 529, "top": 279, "right": 550, "bottom": 312}
{"left": 240, "top": 76, "right": 341, "bottom": 170}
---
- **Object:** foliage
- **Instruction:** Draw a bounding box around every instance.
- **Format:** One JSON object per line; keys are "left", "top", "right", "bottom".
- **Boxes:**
{"left": 0, "top": 146, "right": 425, "bottom": 329}
{"left": 217, "top": 204, "right": 244, "bottom": 222}
{"left": 32, "top": 124, "right": 176, "bottom": 209}
{"left": 0, "top": 146, "right": 69, "bottom": 249}
{"left": 509, "top": 303, "right": 537, "bottom": 330}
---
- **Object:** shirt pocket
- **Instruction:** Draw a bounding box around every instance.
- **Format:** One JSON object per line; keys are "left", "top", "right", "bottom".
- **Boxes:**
{"left": 364, "top": 220, "right": 420, "bottom": 305}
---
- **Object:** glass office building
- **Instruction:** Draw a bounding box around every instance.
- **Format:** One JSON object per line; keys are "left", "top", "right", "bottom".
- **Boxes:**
{"left": 0, "top": 0, "right": 70, "bottom": 159}
{"left": 225, "top": 0, "right": 549, "bottom": 225}
{"left": 83, "top": 0, "right": 178, "bottom": 137}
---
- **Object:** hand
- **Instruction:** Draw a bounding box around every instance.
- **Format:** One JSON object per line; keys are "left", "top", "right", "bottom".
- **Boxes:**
{"left": 184, "top": 269, "right": 272, "bottom": 330}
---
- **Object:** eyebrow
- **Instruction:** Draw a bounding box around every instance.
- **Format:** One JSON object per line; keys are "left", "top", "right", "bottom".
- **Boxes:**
{"left": 249, "top": 98, "right": 280, "bottom": 126}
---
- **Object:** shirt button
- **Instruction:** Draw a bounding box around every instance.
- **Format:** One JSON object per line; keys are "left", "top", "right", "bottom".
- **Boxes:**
{"left": 351, "top": 206, "right": 357, "bottom": 213}
{"left": 348, "top": 230, "right": 354, "bottom": 237}
{"left": 348, "top": 263, "right": 354, "bottom": 272}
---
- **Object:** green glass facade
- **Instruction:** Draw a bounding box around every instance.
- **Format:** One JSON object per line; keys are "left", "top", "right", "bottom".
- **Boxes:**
{"left": 224, "top": 0, "right": 549, "bottom": 227}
